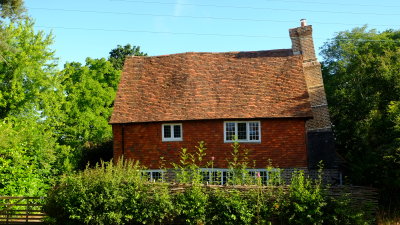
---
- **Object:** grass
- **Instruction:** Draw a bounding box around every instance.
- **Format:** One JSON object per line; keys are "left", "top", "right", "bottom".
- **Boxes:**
{"left": 377, "top": 209, "right": 400, "bottom": 225}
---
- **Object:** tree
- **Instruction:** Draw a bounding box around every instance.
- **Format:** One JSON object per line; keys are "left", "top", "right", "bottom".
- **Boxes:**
{"left": 59, "top": 58, "right": 120, "bottom": 150}
{"left": 1, "top": 0, "right": 26, "bottom": 64}
{"left": 58, "top": 45, "right": 147, "bottom": 167}
{"left": 321, "top": 26, "right": 400, "bottom": 204}
{"left": 108, "top": 44, "right": 146, "bottom": 70}
{"left": 0, "top": 18, "right": 73, "bottom": 196}
{"left": 0, "top": 19, "right": 61, "bottom": 120}
{"left": 0, "top": 0, "right": 25, "bottom": 20}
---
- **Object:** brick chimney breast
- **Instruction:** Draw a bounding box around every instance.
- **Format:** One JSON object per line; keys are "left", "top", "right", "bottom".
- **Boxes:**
{"left": 288, "top": 20, "right": 341, "bottom": 170}
{"left": 289, "top": 20, "right": 331, "bottom": 131}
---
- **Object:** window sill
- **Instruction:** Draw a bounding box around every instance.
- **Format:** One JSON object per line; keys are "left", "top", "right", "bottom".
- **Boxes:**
{"left": 162, "top": 139, "right": 183, "bottom": 142}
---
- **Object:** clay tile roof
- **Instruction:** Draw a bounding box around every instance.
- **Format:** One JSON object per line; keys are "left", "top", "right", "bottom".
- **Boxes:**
{"left": 109, "top": 49, "right": 312, "bottom": 124}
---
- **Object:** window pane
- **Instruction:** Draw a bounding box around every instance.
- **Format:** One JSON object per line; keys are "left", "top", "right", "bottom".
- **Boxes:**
{"left": 173, "top": 125, "right": 181, "bottom": 138}
{"left": 163, "top": 125, "right": 171, "bottom": 138}
{"left": 201, "top": 171, "right": 210, "bottom": 183}
{"left": 249, "top": 122, "right": 260, "bottom": 140}
{"left": 211, "top": 171, "right": 221, "bottom": 184}
{"left": 237, "top": 123, "right": 247, "bottom": 140}
{"left": 260, "top": 171, "right": 268, "bottom": 185}
{"left": 223, "top": 171, "right": 230, "bottom": 185}
{"left": 225, "top": 122, "right": 235, "bottom": 141}
{"left": 152, "top": 172, "right": 162, "bottom": 181}
{"left": 145, "top": 172, "right": 151, "bottom": 181}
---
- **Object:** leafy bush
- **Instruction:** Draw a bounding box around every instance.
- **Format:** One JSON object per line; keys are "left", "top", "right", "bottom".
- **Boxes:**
{"left": 174, "top": 185, "right": 208, "bottom": 225}
{"left": 0, "top": 116, "right": 72, "bottom": 197}
{"left": 279, "top": 170, "right": 326, "bottom": 224}
{"left": 44, "top": 143, "right": 375, "bottom": 225}
{"left": 323, "top": 193, "right": 375, "bottom": 225}
{"left": 172, "top": 141, "right": 207, "bottom": 184}
{"left": 44, "top": 160, "right": 173, "bottom": 225}
{"left": 207, "top": 189, "right": 253, "bottom": 225}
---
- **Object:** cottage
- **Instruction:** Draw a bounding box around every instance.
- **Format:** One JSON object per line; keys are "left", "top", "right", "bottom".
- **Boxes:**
{"left": 109, "top": 20, "right": 339, "bottom": 182}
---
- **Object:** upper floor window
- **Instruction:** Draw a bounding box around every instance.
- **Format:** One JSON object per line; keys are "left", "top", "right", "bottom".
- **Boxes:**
{"left": 162, "top": 123, "right": 182, "bottom": 141}
{"left": 224, "top": 121, "right": 261, "bottom": 143}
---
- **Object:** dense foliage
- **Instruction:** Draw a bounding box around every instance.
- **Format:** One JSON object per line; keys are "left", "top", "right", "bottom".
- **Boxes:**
{"left": 59, "top": 59, "right": 120, "bottom": 149}
{"left": 44, "top": 158, "right": 373, "bottom": 225}
{"left": 0, "top": 17, "right": 72, "bottom": 196}
{"left": 0, "top": 0, "right": 25, "bottom": 19}
{"left": 0, "top": 2, "right": 147, "bottom": 196}
{"left": 0, "top": 116, "right": 72, "bottom": 196}
{"left": 44, "top": 161, "right": 173, "bottom": 225}
{"left": 321, "top": 27, "right": 400, "bottom": 206}
{"left": 0, "top": 19, "right": 59, "bottom": 119}
{"left": 108, "top": 44, "right": 147, "bottom": 70}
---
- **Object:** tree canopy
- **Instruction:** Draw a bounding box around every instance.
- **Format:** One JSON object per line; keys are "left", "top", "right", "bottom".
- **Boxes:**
{"left": 321, "top": 26, "right": 400, "bottom": 202}
{"left": 0, "top": 2, "right": 148, "bottom": 195}
{"left": 108, "top": 44, "right": 147, "bottom": 70}
{"left": 59, "top": 58, "right": 120, "bottom": 149}
{"left": 0, "top": 19, "right": 60, "bottom": 120}
{"left": 0, "top": 0, "right": 25, "bottom": 19}
{"left": 0, "top": 18, "right": 71, "bottom": 196}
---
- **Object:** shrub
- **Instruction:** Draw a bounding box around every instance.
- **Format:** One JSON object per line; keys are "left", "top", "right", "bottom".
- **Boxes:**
{"left": 323, "top": 192, "right": 374, "bottom": 225}
{"left": 44, "top": 159, "right": 173, "bottom": 225}
{"left": 172, "top": 141, "right": 208, "bottom": 185}
{"left": 174, "top": 185, "right": 208, "bottom": 225}
{"left": 226, "top": 140, "right": 253, "bottom": 185}
{"left": 279, "top": 170, "right": 326, "bottom": 225}
{"left": 44, "top": 142, "right": 376, "bottom": 225}
{"left": 207, "top": 189, "right": 253, "bottom": 225}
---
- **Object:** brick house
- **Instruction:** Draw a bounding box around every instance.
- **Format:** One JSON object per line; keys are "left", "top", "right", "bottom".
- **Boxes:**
{"left": 110, "top": 20, "right": 340, "bottom": 182}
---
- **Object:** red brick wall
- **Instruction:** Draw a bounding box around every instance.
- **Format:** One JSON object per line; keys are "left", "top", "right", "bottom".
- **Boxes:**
{"left": 113, "top": 118, "right": 308, "bottom": 169}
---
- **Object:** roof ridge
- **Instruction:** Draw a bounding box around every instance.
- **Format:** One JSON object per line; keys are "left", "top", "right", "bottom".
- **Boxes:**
{"left": 126, "top": 49, "right": 293, "bottom": 58}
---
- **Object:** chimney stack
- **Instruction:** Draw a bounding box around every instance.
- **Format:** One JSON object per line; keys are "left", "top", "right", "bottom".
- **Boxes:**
{"left": 289, "top": 20, "right": 339, "bottom": 169}
{"left": 289, "top": 20, "right": 331, "bottom": 132}
{"left": 289, "top": 20, "right": 316, "bottom": 61}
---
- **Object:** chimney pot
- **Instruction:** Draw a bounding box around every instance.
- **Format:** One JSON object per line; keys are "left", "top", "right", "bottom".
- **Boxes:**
{"left": 300, "top": 19, "right": 307, "bottom": 27}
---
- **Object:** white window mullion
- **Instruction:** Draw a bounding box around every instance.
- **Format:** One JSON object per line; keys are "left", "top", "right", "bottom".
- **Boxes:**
{"left": 246, "top": 122, "right": 250, "bottom": 141}
{"left": 234, "top": 122, "right": 238, "bottom": 139}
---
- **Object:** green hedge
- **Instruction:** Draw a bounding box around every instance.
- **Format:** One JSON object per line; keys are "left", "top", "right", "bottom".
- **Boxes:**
{"left": 44, "top": 160, "right": 173, "bottom": 225}
{"left": 44, "top": 160, "right": 374, "bottom": 225}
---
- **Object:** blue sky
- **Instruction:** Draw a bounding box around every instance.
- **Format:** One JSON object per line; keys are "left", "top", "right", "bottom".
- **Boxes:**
{"left": 25, "top": 0, "right": 400, "bottom": 66}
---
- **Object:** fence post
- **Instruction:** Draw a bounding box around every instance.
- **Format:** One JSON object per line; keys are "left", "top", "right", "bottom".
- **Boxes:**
{"left": 26, "top": 198, "right": 29, "bottom": 222}
{"left": 6, "top": 198, "right": 9, "bottom": 224}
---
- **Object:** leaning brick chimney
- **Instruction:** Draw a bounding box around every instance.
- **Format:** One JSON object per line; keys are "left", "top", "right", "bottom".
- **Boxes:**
{"left": 289, "top": 19, "right": 331, "bottom": 132}
{"left": 289, "top": 19, "right": 339, "bottom": 169}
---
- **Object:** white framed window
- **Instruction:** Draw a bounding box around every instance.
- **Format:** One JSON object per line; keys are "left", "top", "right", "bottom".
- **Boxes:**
{"left": 248, "top": 169, "right": 271, "bottom": 185}
{"left": 201, "top": 168, "right": 229, "bottom": 185}
{"left": 200, "top": 168, "right": 280, "bottom": 185}
{"left": 143, "top": 169, "right": 165, "bottom": 181}
{"left": 162, "top": 123, "right": 182, "bottom": 141}
{"left": 224, "top": 121, "right": 261, "bottom": 143}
